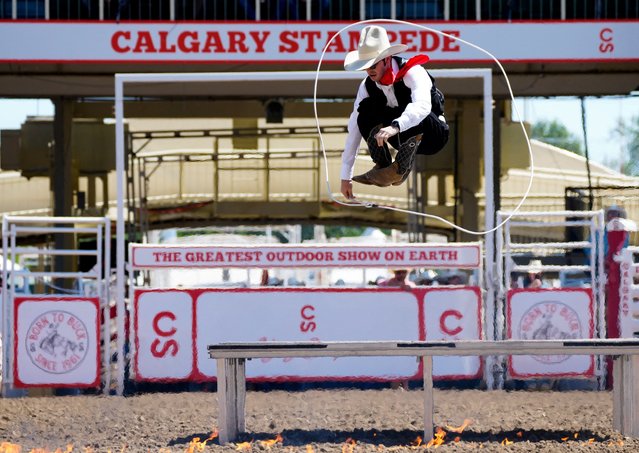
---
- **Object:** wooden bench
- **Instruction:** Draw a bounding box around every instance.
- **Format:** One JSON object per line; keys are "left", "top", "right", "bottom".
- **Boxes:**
{"left": 208, "top": 339, "right": 639, "bottom": 444}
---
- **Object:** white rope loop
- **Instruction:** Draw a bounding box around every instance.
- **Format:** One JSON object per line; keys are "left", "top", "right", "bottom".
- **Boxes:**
{"left": 313, "top": 19, "right": 535, "bottom": 236}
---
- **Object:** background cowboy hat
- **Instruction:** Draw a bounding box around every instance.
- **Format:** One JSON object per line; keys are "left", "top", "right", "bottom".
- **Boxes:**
{"left": 344, "top": 25, "right": 408, "bottom": 71}
{"left": 527, "top": 259, "right": 544, "bottom": 274}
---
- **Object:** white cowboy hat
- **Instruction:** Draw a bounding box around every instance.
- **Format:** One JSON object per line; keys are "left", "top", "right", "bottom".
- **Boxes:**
{"left": 344, "top": 25, "right": 408, "bottom": 71}
{"left": 527, "top": 259, "right": 543, "bottom": 273}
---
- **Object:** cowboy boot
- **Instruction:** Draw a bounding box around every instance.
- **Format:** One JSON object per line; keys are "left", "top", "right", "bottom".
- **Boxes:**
{"left": 366, "top": 124, "right": 392, "bottom": 168}
{"left": 366, "top": 161, "right": 404, "bottom": 187}
{"left": 352, "top": 124, "right": 393, "bottom": 185}
{"left": 352, "top": 164, "right": 382, "bottom": 185}
{"left": 392, "top": 134, "right": 423, "bottom": 186}
{"left": 391, "top": 168, "right": 412, "bottom": 186}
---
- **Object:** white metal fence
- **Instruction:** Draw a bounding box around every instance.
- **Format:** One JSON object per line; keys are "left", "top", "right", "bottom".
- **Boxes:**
{"left": 0, "top": 216, "right": 112, "bottom": 394}
{"left": 492, "top": 209, "right": 606, "bottom": 389}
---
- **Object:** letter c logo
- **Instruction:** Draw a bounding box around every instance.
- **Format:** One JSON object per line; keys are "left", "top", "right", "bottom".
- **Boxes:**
{"left": 153, "top": 311, "right": 177, "bottom": 337}
{"left": 301, "top": 305, "right": 315, "bottom": 320}
{"left": 600, "top": 27, "right": 613, "bottom": 42}
{"left": 440, "top": 310, "right": 463, "bottom": 336}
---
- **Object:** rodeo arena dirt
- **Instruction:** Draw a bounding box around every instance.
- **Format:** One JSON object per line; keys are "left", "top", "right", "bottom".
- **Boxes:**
{"left": 0, "top": 388, "right": 637, "bottom": 452}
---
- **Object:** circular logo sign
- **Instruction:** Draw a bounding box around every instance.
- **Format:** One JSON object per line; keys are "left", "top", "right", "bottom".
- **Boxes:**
{"left": 518, "top": 301, "right": 583, "bottom": 364}
{"left": 26, "top": 310, "right": 89, "bottom": 374}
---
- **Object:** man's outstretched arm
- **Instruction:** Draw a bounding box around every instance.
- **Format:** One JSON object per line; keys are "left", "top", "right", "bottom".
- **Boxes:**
{"left": 341, "top": 179, "right": 354, "bottom": 199}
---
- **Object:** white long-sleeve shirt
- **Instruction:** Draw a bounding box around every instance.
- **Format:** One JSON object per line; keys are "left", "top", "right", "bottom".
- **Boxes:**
{"left": 340, "top": 58, "right": 433, "bottom": 181}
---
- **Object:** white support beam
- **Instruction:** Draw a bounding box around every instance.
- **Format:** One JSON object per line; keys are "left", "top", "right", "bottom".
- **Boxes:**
{"left": 115, "top": 69, "right": 494, "bottom": 397}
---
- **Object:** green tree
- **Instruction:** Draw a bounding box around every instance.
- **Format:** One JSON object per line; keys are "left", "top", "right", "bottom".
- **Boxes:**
{"left": 612, "top": 115, "right": 639, "bottom": 176}
{"left": 532, "top": 120, "right": 584, "bottom": 155}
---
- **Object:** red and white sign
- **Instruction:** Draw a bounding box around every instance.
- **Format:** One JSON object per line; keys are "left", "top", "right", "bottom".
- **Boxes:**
{"left": 131, "top": 243, "right": 481, "bottom": 269}
{"left": 0, "top": 21, "right": 637, "bottom": 63}
{"left": 424, "top": 288, "right": 482, "bottom": 379}
{"left": 506, "top": 288, "right": 595, "bottom": 378}
{"left": 196, "top": 288, "right": 421, "bottom": 381}
{"left": 133, "top": 286, "right": 485, "bottom": 382}
{"left": 134, "top": 290, "right": 194, "bottom": 381}
{"left": 13, "top": 297, "right": 100, "bottom": 388}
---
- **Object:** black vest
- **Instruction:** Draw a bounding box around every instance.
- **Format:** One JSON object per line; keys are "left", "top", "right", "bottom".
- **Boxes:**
{"left": 364, "top": 56, "right": 445, "bottom": 117}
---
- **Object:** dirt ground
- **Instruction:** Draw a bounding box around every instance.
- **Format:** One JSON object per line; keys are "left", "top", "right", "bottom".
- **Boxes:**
{"left": 0, "top": 387, "right": 637, "bottom": 452}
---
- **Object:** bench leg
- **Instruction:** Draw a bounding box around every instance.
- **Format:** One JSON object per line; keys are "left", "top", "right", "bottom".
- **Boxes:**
{"left": 423, "top": 356, "right": 434, "bottom": 441}
{"left": 217, "top": 358, "right": 246, "bottom": 444}
{"left": 613, "top": 354, "right": 639, "bottom": 437}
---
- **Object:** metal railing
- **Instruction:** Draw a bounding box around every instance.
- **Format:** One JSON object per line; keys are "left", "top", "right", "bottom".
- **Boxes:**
{"left": 2, "top": 0, "right": 637, "bottom": 20}
{"left": 1, "top": 215, "right": 113, "bottom": 394}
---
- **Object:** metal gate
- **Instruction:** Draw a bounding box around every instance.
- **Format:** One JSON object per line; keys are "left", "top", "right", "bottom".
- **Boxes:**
{"left": 1, "top": 216, "right": 112, "bottom": 395}
{"left": 491, "top": 210, "right": 606, "bottom": 389}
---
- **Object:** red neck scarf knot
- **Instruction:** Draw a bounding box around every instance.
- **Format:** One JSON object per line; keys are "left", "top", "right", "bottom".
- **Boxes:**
{"left": 377, "top": 54, "right": 431, "bottom": 86}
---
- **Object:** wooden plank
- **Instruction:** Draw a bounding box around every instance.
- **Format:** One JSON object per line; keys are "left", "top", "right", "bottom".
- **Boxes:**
{"left": 613, "top": 356, "right": 623, "bottom": 431}
{"left": 209, "top": 341, "right": 639, "bottom": 441}
{"left": 631, "top": 355, "right": 639, "bottom": 437}
{"left": 422, "top": 357, "right": 434, "bottom": 441}
{"left": 217, "top": 358, "right": 246, "bottom": 444}
{"left": 208, "top": 339, "right": 639, "bottom": 359}
{"left": 618, "top": 354, "right": 639, "bottom": 437}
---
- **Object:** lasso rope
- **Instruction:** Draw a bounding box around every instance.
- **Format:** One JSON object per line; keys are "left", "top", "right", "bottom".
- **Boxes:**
{"left": 312, "top": 19, "right": 534, "bottom": 236}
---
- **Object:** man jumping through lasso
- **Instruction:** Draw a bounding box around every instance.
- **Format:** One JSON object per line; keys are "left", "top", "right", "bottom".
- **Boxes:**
{"left": 340, "top": 25, "right": 449, "bottom": 200}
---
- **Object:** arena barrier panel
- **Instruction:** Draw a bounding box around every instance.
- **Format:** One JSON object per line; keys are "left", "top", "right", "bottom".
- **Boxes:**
{"left": 1, "top": 216, "right": 111, "bottom": 395}
{"left": 128, "top": 242, "right": 484, "bottom": 384}
{"left": 618, "top": 246, "right": 639, "bottom": 339}
{"left": 207, "top": 339, "right": 639, "bottom": 444}
{"left": 495, "top": 210, "right": 607, "bottom": 389}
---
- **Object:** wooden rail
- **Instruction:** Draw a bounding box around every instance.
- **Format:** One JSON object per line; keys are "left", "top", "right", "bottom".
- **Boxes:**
{"left": 208, "top": 339, "right": 639, "bottom": 444}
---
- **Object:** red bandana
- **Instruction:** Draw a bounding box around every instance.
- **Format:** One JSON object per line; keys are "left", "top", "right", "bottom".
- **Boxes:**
{"left": 378, "top": 54, "right": 431, "bottom": 86}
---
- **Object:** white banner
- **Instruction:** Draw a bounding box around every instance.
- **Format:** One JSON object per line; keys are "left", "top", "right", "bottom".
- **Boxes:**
{"left": 133, "top": 287, "right": 485, "bottom": 382}
{"left": 196, "top": 289, "right": 420, "bottom": 380}
{"left": 14, "top": 297, "right": 100, "bottom": 387}
{"left": 131, "top": 243, "right": 481, "bottom": 269}
{"left": 423, "top": 288, "right": 482, "bottom": 379}
{"left": 506, "top": 289, "right": 595, "bottom": 378}
{"left": 0, "top": 22, "right": 637, "bottom": 63}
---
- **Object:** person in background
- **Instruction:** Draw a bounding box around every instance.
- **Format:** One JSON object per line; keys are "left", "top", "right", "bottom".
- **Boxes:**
{"left": 603, "top": 204, "right": 629, "bottom": 259}
{"left": 377, "top": 269, "right": 416, "bottom": 290}
{"left": 524, "top": 259, "right": 544, "bottom": 288}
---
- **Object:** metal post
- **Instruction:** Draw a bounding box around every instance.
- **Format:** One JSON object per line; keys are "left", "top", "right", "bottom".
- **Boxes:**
{"left": 1, "top": 217, "right": 8, "bottom": 395}
{"left": 114, "top": 77, "right": 126, "bottom": 396}
{"left": 104, "top": 219, "right": 112, "bottom": 393}
{"left": 53, "top": 98, "right": 76, "bottom": 291}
